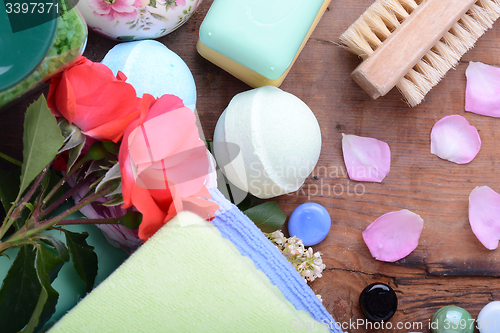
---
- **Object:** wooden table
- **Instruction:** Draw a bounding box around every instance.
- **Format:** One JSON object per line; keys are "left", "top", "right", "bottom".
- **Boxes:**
{"left": 3, "top": 0, "right": 500, "bottom": 331}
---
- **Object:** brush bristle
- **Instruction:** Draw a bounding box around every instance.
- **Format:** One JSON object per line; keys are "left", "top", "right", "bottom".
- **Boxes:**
{"left": 340, "top": 0, "right": 500, "bottom": 107}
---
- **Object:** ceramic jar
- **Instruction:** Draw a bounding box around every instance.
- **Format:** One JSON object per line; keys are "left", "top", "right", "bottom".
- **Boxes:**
{"left": 76, "top": 0, "right": 202, "bottom": 40}
{"left": 0, "top": 6, "right": 87, "bottom": 110}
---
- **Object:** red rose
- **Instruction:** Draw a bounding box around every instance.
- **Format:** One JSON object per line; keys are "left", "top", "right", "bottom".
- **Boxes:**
{"left": 119, "top": 93, "right": 218, "bottom": 240}
{"left": 47, "top": 56, "right": 141, "bottom": 142}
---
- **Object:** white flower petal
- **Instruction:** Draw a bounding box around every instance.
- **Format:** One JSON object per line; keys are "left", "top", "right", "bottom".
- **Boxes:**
{"left": 430, "top": 115, "right": 481, "bottom": 164}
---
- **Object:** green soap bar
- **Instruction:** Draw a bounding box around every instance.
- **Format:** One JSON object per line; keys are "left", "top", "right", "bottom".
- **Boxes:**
{"left": 49, "top": 211, "right": 329, "bottom": 333}
{"left": 199, "top": 0, "right": 326, "bottom": 80}
{"left": 431, "top": 306, "right": 474, "bottom": 333}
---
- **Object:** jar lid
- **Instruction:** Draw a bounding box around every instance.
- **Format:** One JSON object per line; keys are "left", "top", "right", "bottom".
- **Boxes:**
{"left": 0, "top": 8, "right": 58, "bottom": 91}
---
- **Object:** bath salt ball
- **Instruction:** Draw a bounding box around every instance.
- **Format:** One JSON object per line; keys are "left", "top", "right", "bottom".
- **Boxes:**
{"left": 101, "top": 40, "right": 197, "bottom": 111}
{"left": 213, "top": 86, "right": 321, "bottom": 199}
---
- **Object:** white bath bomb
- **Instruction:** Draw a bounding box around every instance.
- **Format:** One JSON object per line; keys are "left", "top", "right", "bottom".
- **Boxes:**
{"left": 101, "top": 40, "right": 197, "bottom": 111}
{"left": 213, "top": 86, "right": 321, "bottom": 199}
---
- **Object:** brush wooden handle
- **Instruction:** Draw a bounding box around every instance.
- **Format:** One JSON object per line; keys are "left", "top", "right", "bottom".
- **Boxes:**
{"left": 352, "top": 0, "right": 477, "bottom": 99}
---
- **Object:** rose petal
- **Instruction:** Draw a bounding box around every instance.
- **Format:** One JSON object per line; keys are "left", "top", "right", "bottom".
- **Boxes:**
{"left": 430, "top": 115, "right": 481, "bottom": 164}
{"left": 342, "top": 134, "right": 391, "bottom": 182}
{"left": 465, "top": 61, "right": 500, "bottom": 117}
{"left": 469, "top": 186, "right": 500, "bottom": 250}
{"left": 362, "top": 209, "right": 424, "bottom": 262}
{"left": 53, "top": 62, "right": 142, "bottom": 142}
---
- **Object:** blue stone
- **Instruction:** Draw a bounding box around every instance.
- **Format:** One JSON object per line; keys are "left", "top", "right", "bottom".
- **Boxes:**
{"left": 288, "top": 202, "right": 331, "bottom": 246}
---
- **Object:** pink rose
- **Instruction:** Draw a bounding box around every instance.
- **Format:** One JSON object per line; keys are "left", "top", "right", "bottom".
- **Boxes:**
{"left": 119, "top": 94, "right": 218, "bottom": 240}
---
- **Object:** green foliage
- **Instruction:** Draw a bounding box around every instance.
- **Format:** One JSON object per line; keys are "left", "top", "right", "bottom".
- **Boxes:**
{"left": 243, "top": 202, "right": 287, "bottom": 233}
{"left": 0, "top": 245, "right": 40, "bottom": 333}
{"left": 24, "top": 244, "right": 66, "bottom": 333}
{"left": 37, "top": 233, "right": 70, "bottom": 262}
{"left": 64, "top": 230, "right": 98, "bottom": 293}
{"left": 58, "top": 119, "right": 85, "bottom": 154}
{"left": 67, "top": 139, "right": 86, "bottom": 172}
{"left": 20, "top": 95, "right": 64, "bottom": 194}
{"left": 236, "top": 193, "right": 262, "bottom": 212}
{"left": 96, "top": 163, "right": 121, "bottom": 193}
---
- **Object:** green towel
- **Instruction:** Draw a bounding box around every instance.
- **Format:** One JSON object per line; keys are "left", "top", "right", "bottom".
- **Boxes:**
{"left": 49, "top": 211, "right": 330, "bottom": 333}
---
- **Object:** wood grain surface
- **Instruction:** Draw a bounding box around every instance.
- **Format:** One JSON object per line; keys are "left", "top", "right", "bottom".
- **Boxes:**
{"left": 3, "top": 0, "right": 500, "bottom": 331}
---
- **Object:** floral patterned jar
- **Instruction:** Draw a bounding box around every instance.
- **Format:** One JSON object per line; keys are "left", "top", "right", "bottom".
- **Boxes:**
{"left": 77, "top": 0, "right": 202, "bottom": 40}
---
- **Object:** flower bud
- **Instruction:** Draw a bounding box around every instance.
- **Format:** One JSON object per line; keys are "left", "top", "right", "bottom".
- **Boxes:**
{"left": 102, "top": 141, "right": 120, "bottom": 155}
{"left": 85, "top": 142, "right": 107, "bottom": 161}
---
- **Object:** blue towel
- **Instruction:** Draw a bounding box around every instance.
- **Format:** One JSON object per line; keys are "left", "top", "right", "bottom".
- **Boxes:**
{"left": 209, "top": 188, "right": 343, "bottom": 333}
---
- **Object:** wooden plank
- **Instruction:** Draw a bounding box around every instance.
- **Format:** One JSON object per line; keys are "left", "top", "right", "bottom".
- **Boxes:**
{"left": 3, "top": 0, "right": 500, "bottom": 331}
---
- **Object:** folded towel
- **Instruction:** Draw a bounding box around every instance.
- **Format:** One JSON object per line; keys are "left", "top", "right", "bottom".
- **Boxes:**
{"left": 209, "top": 188, "right": 342, "bottom": 333}
{"left": 49, "top": 211, "right": 331, "bottom": 332}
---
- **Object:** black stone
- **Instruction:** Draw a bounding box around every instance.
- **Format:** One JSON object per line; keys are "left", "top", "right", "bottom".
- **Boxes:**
{"left": 359, "top": 283, "right": 398, "bottom": 322}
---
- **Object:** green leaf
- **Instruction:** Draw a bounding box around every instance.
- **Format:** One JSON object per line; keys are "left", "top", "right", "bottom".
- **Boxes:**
{"left": 106, "top": 182, "right": 122, "bottom": 197}
{"left": 96, "top": 163, "right": 121, "bottom": 192}
{"left": 85, "top": 160, "right": 105, "bottom": 179}
{"left": 236, "top": 193, "right": 262, "bottom": 212}
{"left": 24, "top": 244, "right": 65, "bottom": 333}
{"left": 20, "top": 95, "right": 64, "bottom": 194}
{"left": 148, "top": 0, "right": 156, "bottom": 7}
{"left": 243, "top": 202, "right": 287, "bottom": 233}
{"left": 37, "top": 233, "right": 70, "bottom": 262}
{"left": 151, "top": 12, "right": 168, "bottom": 21}
{"left": 64, "top": 230, "right": 98, "bottom": 293}
{"left": 102, "top": 193, "right": 124, "bottom": 207}
{"left": 0, "top": 168, "right": 21, "bottom": 214}
{"left": 23, "top": 202, "right": 34, "bottom": 212}
{"left": 58, "top": 119, "right": 85, "bottom": 154}
{"left": 0, "top": 245, "right": 40, "bottom": 333}
{"left": 67, "top": 139, "right": 86, "bottom": 172}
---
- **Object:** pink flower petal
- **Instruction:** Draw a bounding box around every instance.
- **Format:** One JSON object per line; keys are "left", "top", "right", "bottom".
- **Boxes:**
{"left": 465, "top": 61, "right": 500, "bottom": 117}
{"left": 88, "top": 0, "right": 112, "bottom": 14}
{"left": 362, "top": 209, "right": 424, "bottom": 262}
{"left": 430, "top": 115, "right": 481, "bottom": 164}
{"left": 469, "top": 186, "right": 500, "bottom": 250}
{"left": 111, "top": 0, "right": 135, "bottom": 12}
{"left": 342, "top": 134, "right": 391, "bottom": 182}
